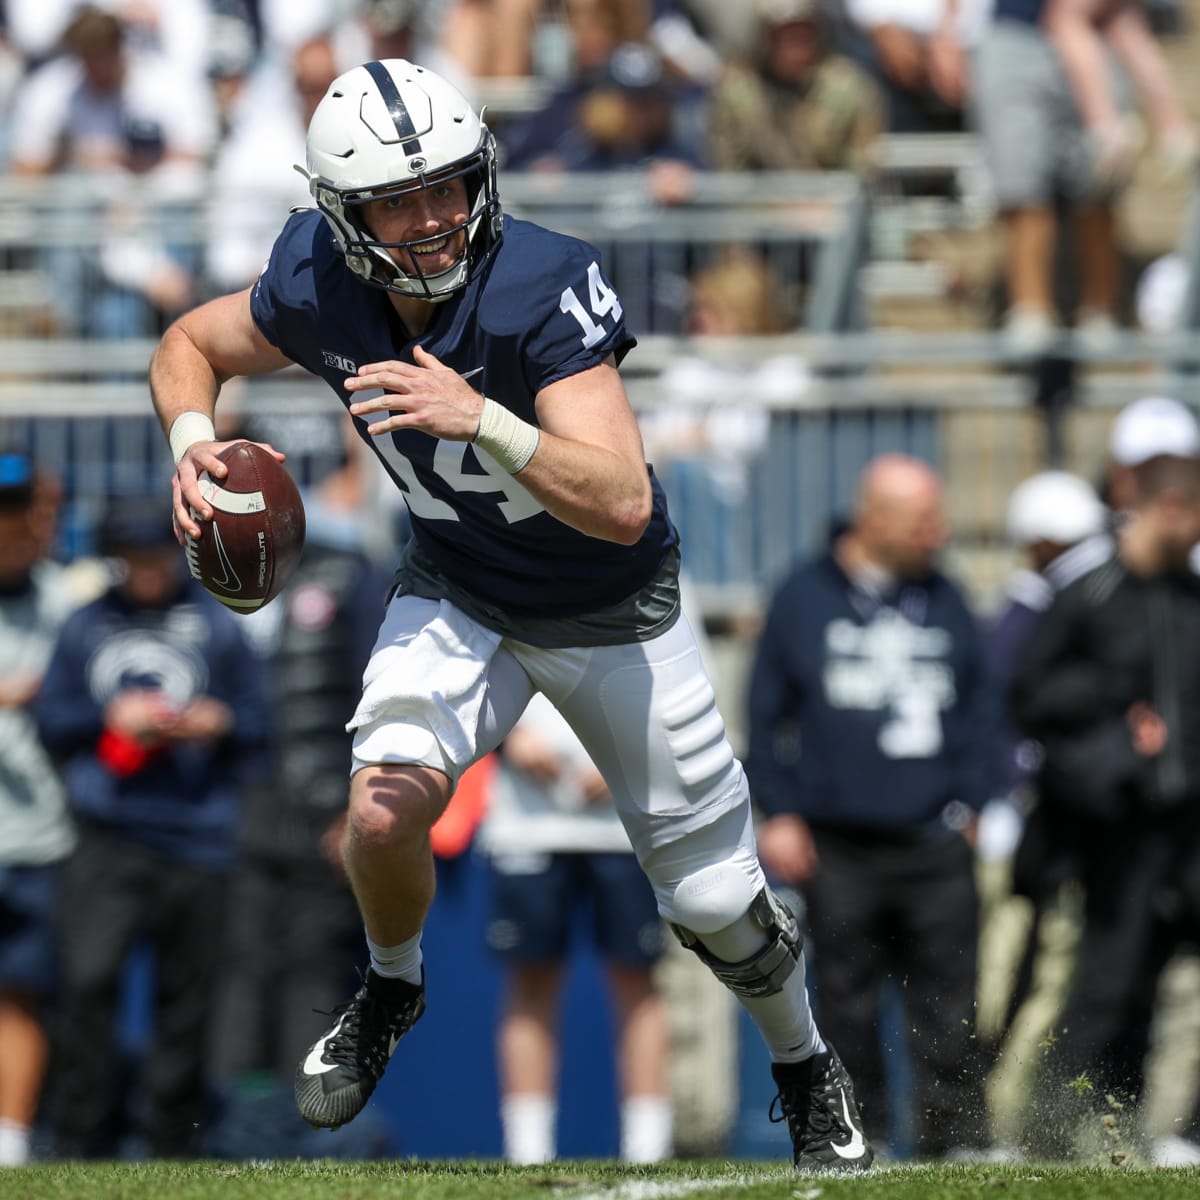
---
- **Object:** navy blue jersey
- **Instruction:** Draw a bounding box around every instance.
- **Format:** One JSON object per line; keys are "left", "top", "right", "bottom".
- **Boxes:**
{"left": 251, "top": 210, "right": 678, "bottom": 618}
{"left": 746, "top": 552, "right": 999, "bottom": 828}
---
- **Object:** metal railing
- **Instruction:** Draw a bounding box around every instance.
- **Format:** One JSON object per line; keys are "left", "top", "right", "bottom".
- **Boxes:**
{"left": 1, "top": 163, "right": 1198, "bottom": 616}
{"left": 0, "top": 168, "right": 870, "bottom": 337}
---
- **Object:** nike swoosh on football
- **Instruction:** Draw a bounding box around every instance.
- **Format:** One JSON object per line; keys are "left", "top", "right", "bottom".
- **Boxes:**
{"left": 302, "top": 1015, "right": 347, "bottom": 1076}
{"left": 830, "top": 1089, "right": 868, "bottom": 1159}
{"left": 209, "top": 523, "right": 242, "bottom": 592}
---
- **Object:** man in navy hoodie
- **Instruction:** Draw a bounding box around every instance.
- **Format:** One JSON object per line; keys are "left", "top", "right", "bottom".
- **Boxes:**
{"left": 34, "top": 495, "right": 267, "bottom": 1158}
{"left": 746, "top": 453, "right": 997, "bottom": 1159}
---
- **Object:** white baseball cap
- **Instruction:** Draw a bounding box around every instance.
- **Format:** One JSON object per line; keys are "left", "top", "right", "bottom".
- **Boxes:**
{"left": 1109, "top": 396, "right": 1200, "bottom": 466}
{"left": 1007, "top": 470, "right": 1106, "bottom": 546}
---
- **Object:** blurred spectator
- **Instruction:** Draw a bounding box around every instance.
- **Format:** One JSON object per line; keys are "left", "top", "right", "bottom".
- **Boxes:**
{"left": 989, "top": 470, "right": 1112, "bottom": 815}
{"left": 979, "top": 470, "right": 1108, "bottom": 1152}
{"left": 0, "top": 456, "right": 77, "bottom": 1168}
{"left": 213, "top": 437, "right": 390, "bottom": 1089}
{"left": 0, "top": 23, "right": 23, "bottom": 167}
{"left": 7, "top": 7, "right": 216, "bottom": 177}
{"left": 206, "top": 33, "right": 341, "bottom": 291}
{"left": 6, "top": 6, "right": 217, "bottom": 337}
{"left": 1010, "top": 453, "right": 1200, "bottom": 1164}
{"left": 480, "top": 692, "right": 673, "bottom": 1164}
{"left": 33, "top": 496, "right": 266, "bottom": 1158}
{"left": 708, "top": 0, "right": 884, "bottom": 174}
{"left": 1043, "top": 0, "right": 1197, "bottom": 184}
{"left": 746, "top": 453, "right": 997, "bottom": 1158}
{"left": 640, "top": 251, "right": 801, "bottom": 588}
{"left": 838, "top": 0, "right": 987, "bottom": 134}
{"left": 334, "top": 0, "right": 475, "bottom": 96}
{"left": 462, "top": 0, "right": 651, "bottom": 81}
{"left": 648, "top": 1, "right": 724, "bottom": 92}
{"left": 504, "top": 39, "right": 703, "bottom": 197}
{"left": 673, "top": 0, "right": 759, "bottom": 62}
{"left": 257, "top": 0, "right": 348, "bottom": 56}
{"left": 433, "top": 0, "right": 543, "bottom": 80}
{"left": 1108, "top": 394, "right": 1200, "bottom": 515}
{"left": 984, "top": 470, "right": 1111, "bottom": 893}
{"left": 5, "top": 0, "right": 211, "bottom": 79}
{"left": 488, "top": 0, "right": 632, "bottom": 154}
{"left": 973, "top": 0, "right": 1130, "bottom": 356}
{"left": 206, "top": 7, "right": 261, "bottom": 140}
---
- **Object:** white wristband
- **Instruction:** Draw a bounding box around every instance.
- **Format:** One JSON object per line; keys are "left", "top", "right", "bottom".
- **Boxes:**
{"left": 168, "top": 411, "right": 217, "bottom": 465}
{"left": 473, "top": 396, "right": 540, "bottom": 474}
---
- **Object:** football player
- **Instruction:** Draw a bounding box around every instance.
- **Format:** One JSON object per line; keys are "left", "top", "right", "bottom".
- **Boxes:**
{"left": 149, "top": 59, "right": 872, "bottom": 1172}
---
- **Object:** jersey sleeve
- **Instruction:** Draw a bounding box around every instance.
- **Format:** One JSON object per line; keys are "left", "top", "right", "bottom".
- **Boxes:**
{"left": 249, "top": 211, "right": 325, "bottom": 367}
{"left": 519, "top": 235, "right": 637, "bottom": 395}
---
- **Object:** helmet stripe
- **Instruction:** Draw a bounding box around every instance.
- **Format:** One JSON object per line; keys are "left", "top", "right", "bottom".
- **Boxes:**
{"left": 364, "top": 60, "right": 423, "bottom": 155}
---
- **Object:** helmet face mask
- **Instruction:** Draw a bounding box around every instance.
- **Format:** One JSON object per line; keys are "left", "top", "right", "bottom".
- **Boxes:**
{"left": 299, "top": 60, "right": 503, "bottom": 301}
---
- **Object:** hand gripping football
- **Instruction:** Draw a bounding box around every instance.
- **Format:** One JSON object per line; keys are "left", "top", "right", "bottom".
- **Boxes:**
{"left": 184, "top": 442, "right": 305, "bottom": 612}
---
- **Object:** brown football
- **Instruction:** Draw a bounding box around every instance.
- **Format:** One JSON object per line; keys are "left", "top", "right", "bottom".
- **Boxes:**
{"left": 184, "top": 442, "right": 305, "bottom": 613}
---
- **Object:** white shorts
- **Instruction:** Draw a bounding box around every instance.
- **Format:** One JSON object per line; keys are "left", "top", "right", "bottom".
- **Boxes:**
{"left": 348, "top": 594, "right": 750, "bottom": 858}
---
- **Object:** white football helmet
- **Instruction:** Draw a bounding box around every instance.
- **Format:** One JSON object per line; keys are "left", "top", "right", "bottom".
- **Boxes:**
{"left": 297, "top": 60, "right": 502, "bottom": 301}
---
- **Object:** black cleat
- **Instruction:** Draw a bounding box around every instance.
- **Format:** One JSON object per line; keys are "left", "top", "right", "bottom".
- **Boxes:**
{"left": 294, "top": 969, "right": 425, "bottom": 1130}
{"left": 770, "top": 1045, "right": 874, "bottom": 1172}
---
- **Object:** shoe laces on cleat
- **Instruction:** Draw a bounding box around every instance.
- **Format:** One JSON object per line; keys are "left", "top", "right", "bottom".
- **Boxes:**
{"left": 770, "top": 1072, "right": 836, "bottom": 1141}
{"left": 321, "top": 976, "right": 425, "bottom": 1078}
{"left": 770, "top": 1050, "right": 872, "bottom": 1170}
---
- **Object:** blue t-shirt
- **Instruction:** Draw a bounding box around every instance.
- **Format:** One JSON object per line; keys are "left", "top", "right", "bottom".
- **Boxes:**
{"left": 251, "top": 210, "right": 677, "bottom": 618}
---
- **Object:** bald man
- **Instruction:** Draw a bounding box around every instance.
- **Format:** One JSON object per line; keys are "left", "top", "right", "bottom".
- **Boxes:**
{"left": 746, "top": 453, "right": 998, "bottom": 1160}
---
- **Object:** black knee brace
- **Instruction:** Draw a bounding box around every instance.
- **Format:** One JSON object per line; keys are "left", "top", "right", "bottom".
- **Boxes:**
{"left": 671, "top": 886, "right": 803, "bottom": 998}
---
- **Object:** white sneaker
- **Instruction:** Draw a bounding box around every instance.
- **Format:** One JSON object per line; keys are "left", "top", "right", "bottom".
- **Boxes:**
{"left": 1152, "top": 1134, "right": 1200, "bottom": 1167}
{"left": 1089, "top": 116, "right": 1143, "bottom": 188}
{"left": 1003, "top": 307, "right": 1059, "bottom": 357}
{"left": 1075, "top": 310, "right": 1122, "bottom": 357}
{"left": 1158, "top": 126, "right": 1199, "bottom": 182}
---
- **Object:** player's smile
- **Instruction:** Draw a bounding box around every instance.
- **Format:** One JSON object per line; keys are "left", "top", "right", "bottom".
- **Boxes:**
{"left": 405, "top": 229, "right": 463, "bottom": 274}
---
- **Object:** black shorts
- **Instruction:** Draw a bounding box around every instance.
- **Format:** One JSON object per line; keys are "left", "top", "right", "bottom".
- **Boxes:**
{"left": 485, "top": 850, "right": 665, "bottom": 968}
{"left": 0, "top": 864, "right": 59, "bottom": 996}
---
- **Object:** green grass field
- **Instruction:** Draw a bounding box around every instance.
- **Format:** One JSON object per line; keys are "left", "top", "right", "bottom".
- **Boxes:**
{"left": 6, "top": 1160, "right": 1200, "bottom": 1200}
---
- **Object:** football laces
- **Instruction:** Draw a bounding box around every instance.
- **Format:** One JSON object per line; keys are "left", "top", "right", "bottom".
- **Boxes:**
{"left": 183, "top": 517, "right": 203, "bottom": 581}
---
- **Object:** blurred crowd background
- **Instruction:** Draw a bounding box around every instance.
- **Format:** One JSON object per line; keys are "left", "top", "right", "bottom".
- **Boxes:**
{"left": 5, "top": 0, "right": 1200, "bottom": 1172}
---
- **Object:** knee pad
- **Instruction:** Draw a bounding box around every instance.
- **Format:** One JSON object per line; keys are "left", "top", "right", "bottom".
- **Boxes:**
{"left": 670, "top": 872, "right": 802, "bottom": 1000}
{"left": 669, "top": 859, "right": 758, "bottom": 935}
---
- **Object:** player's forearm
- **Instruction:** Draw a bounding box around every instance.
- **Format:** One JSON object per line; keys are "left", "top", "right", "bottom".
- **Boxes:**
{"left": 151, "top": 289, "right": 291, "bottom": 448}
{"left": 149, "top": 322, "right": 222, "bottom": 443}
{"left": 514, "top": 433, "right": 652, "bottom": 545}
